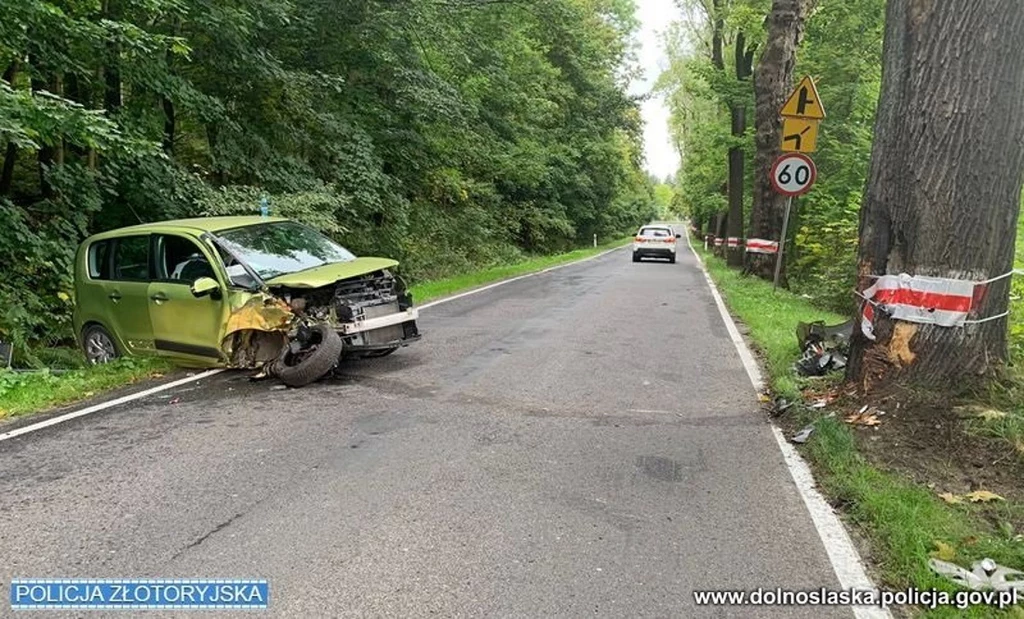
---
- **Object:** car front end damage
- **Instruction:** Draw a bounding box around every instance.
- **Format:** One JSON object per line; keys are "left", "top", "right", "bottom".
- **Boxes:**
{"left": 216, "top": 258, "right": 420, "bottom": 386}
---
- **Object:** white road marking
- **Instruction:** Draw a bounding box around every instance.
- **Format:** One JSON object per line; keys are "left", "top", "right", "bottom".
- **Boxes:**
{"left": 418, "top": 244, "right": 628, "bottom": 310}
{"left": 0, "top": 369, "right": 224, "bottom": 443}
{"left": 684, "top": 232, "right": 891, "bottom": 619}
{"left": 1, "top": 244, "right": 626, "bottom": 442}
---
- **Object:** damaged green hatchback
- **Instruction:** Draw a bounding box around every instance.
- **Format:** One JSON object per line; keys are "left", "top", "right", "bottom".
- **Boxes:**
{"left": 73, "top": 216, "right": 420, "bottom": 386}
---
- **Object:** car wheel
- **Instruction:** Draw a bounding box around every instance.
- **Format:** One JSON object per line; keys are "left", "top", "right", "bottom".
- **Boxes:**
{"left": 669, "top": 255, "right": 676, "bottom": 264}
{"left": 271, "top": 323, "right": 344, "bottom": 387}
{"left": 632, "top": 252, "right": 640, "bottom": 263}
{"left": 82, "top": 324, "right": 120, "bottom": 365}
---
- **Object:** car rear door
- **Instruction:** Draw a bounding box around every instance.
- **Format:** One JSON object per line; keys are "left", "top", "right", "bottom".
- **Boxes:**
{"left": 147, "top": 233, "right": 229, "bottom": 364}
{"left": 104, "top": 235, "right": 156, "bottom": 354}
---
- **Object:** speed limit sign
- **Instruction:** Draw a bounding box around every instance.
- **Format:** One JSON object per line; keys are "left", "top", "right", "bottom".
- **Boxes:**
{"left": 770, "top": 153, "right": 816, "bottom": 196}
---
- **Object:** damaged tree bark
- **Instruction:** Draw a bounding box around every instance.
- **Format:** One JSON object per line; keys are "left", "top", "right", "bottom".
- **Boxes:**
{"left": 847, "top": 0, "right": 1024, "bottom": 391}
{"left": 747, "top": 0, "right": 809, "bottom": 281}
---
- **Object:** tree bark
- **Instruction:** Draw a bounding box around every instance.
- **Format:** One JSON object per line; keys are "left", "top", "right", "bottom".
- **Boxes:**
{"left": 847, "top": 0, "right": 1024, "bottom": 391}
{"left": 726, "top": 33, "right": 754, "bottom": 267}
{"left": 747, "top": 0, "right": 808, "bottom": 280}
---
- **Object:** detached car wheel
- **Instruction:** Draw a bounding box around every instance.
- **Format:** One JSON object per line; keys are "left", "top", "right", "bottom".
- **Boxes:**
{"left": 82, "top": 324, "right": 120, "bottom": 365}
{"left": 271, "top": 323, "right": 343, "bottom": 387}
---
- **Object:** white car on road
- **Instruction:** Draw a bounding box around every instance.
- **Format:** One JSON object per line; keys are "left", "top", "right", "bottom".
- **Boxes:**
{"left": 632, "top": 224, "right": 680, "bottom": 264}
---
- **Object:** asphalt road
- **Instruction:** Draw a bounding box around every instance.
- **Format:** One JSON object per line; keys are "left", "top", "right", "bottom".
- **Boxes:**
{"left": 0, "top": 246, "right": 849, "bottom": 617}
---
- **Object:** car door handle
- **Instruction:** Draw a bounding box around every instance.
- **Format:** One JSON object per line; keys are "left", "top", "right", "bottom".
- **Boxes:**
{"left": 150, "top": 292, "right": 169, "bottom": 303}
{"left": 108, "top": 292, "right": 122, "bottom": 301}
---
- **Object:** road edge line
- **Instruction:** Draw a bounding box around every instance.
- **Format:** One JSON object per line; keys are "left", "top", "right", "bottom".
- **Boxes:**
{"left": 0, "top": 369, "right": 224, "bottom": 443}
{"left": 418, "top": 244, "right": 628, "bottom": 311}
{"left": 684, "top": 232, "right": 891, "bottom": 619}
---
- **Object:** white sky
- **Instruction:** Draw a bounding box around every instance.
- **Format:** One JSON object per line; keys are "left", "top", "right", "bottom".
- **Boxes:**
{"left": 630, "top": 0, "right": 681, "bottom": 181}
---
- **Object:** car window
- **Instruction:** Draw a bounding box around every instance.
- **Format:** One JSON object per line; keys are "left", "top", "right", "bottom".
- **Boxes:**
{"left": 112, "top": 236, "right": 150, "bottom": 281}
{"left": 87, "top": 240, "right": 112, "bottom": 279}
{"left": 154, "top": 234, "right": 217, "bottom": 283}
{"left": 216, "top": 221, "right": 356, "bottom": 280}
{"left": 640, "top": 227, "right": 672, "bottom": 237}
{"left": 217, "top": 246, "right": 259, "bottom": 289}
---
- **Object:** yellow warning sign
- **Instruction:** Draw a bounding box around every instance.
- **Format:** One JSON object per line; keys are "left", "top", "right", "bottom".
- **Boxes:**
{"left": 780, "top": 117, "right": 820, "bottom": 153}
{"left": 780, "top": 76, "right": 825, "bottom": 119}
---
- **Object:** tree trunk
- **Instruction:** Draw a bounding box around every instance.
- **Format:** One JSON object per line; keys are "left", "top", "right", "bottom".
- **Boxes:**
{"left": 847, "top": 0, "right": 1024, "bottom": 391}
{"left": 726, "top": 33, "right": 755, "bottom": 267}
{"left": 747, "top": 0, "right": 809, "bottom": 280}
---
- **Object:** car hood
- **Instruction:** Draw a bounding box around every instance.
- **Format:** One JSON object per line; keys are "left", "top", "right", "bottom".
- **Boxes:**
{"left": 264, "top": 257, "right": 399, "bottom": 288}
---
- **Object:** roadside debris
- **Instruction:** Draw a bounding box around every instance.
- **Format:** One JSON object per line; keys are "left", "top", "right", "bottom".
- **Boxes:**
{"left": 794, "top": 320, "right": 853, "bottom": 377}
{"left": 930, "top": 557, "right": 1024, "bottom": 592}
{"left": 766, "top": 396, "right": 795, "bottom": 417}
{"left": 791, "top": 424, "right": 815, "bottom": 444}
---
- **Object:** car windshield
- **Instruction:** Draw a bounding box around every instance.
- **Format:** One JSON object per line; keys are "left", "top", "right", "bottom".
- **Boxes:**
{"left": 216, "top": 221, "right": 356, "bottom": 280}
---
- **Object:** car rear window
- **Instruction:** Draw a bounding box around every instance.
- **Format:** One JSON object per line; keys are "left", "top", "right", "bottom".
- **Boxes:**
{"left": 639, "top": 227, "right": 672, "bottom": 237}
{"left": 87, "top": 240, "right": 112, "bottom": 279}
{"left": 112, "top": 236, "right": 151, "bottom": 281}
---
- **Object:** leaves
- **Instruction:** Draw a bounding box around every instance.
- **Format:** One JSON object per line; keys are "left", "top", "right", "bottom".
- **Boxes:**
{"left": 930, "top": 541, "right": 956, "bottom": 562}
{"left": 965, "top": 490, "right": 1005, "bottom": 503}
{"left": 938, "top": 492, "right": 964, "bottom": 505}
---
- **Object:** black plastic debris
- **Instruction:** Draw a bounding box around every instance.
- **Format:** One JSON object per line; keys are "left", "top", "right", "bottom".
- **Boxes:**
{"left": 794, "top": 320, "right": 853, "bottom": 377}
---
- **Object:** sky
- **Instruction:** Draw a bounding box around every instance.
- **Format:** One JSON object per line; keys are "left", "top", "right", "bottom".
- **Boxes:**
{"left": 630, "top": 0, "right": 682, "bottom": 182}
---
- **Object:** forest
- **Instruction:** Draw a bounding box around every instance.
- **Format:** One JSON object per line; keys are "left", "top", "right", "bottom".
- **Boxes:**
{"left": 660, "top": 0, "right": 1024, "bottom": 385}
{"left": 1, "top": 0, "right": 658, "bottom": 365}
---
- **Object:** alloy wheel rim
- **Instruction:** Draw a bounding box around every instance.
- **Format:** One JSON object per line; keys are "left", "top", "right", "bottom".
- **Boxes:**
{"left": 86, "top": 332, "right": 116, "bottom": 364}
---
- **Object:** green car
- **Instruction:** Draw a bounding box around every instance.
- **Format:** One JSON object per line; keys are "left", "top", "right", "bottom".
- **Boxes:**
{"left": 73, "top": 216, "right": 420, "bottom": 386}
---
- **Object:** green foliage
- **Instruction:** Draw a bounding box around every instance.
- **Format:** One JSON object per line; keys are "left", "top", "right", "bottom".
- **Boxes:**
{"left": 0, "top": 0, "right": 656, "bottom": 365}
{"left": 0, "top": 357, "right": 171, "bottom": 419}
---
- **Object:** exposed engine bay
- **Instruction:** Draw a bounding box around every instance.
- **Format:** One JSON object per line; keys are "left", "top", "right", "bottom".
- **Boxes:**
{"left": 271, "top": 269, "right": 420, "bottom": 355}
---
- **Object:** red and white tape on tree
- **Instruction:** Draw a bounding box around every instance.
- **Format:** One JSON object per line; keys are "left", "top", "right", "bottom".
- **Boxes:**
{"left": 856, "top": 269, "right": 1024, "bottom": 341}
{"left": 745, "top": 238, "right": 779, "bottom": 254}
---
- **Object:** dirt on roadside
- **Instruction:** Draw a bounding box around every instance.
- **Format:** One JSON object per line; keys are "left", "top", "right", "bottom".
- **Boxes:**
{"left": 775, "top": 382, "right": 1024, "bottom": 523}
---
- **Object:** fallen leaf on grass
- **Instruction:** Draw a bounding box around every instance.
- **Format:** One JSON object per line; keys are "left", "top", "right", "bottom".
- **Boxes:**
{"left": 976, "top": 409, "right": 1008, "bottom": 421}
{"left": 151, "top": 372, "right": 165, "bottom": 379}
{"left": 938, "top": 492, "right": 964, "bottom": 505}
{"left": 757, "top": 393, "right": 770, "bottom": 403}
{"left": 965, "top": 490, "right": 1005, "bottom": 503}
{"left": 83, "top": 391, "right": 95, "bottom": 398}
{"left": 930, "top": 541, "right": 956, "bottom": 562}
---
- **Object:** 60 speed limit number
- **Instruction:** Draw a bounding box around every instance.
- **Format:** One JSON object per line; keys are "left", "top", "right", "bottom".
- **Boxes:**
{"left": 770, "top": 153, "right": 816, "bottom": 196}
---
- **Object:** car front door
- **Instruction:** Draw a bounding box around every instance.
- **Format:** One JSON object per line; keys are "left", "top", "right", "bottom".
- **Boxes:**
{"left": 147, "top": 233, "right": 229, "bottom": 364}
{"left": 104, "top": 235, "right": 156, "bottom": 354}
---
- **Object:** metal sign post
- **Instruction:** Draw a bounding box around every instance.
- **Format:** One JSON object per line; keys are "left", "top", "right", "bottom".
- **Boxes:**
{"left": 773, "top": 196, "right": 794, "bottom": 291}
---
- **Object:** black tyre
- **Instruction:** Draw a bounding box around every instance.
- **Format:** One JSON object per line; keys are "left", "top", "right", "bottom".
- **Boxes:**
{"left": 632, "top": 252, "right": 641, "bottom": 263}
{"left": 82, "top": 324, "right": 120, "bottom": 365}
{"left": 669, "top": 255, "right": 676, "bottom": 264}
{"left": 271, "top": 323, "right": 343, "bottom": 387}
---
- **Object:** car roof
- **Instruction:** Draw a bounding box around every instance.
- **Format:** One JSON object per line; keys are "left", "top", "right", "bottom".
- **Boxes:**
{"left": 83, "top": 216, "right": 291, "bottom": 242}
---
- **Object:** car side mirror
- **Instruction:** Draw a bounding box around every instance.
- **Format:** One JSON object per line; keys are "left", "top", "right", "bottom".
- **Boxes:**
{"left": 191, "top": 277, "right": 221, "bottom": 299}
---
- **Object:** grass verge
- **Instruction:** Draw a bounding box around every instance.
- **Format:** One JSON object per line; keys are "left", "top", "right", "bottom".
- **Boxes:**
{"left": 693, "top": 243, "right": 1024, "bottom": 618}
{"left": 409, "top": 237, "right": 631, "bottom": 304}
{"left": 0, "top": 357, "right": 172, "bottom": 421}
